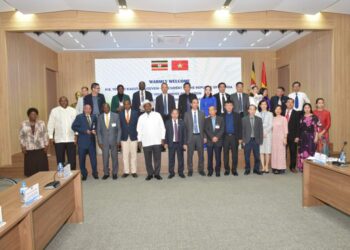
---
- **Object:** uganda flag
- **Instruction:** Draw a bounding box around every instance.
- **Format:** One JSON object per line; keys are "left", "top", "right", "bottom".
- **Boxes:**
{"left": 250, "top": 62, "right": 256, "bottom": 86}
{"left": 151, "top": 60, "right": 168, "bottom": 71}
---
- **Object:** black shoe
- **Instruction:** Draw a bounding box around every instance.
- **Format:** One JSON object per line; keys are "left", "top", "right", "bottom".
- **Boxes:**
{"left": 224, "top": 170, "right": 230, "bottom": 176}
{"left": 131, "top": 173, "right": 138, "bottom": 178}
{"left": 232, "top": 171, "right": 239, "bottom": 176}
{"left": 122, "top": 173, "right": 129, "bottom": 178}
{"left": 207, "top": 172, "right": 213, "bottom": 177}
{"left": 216, "top": 172, "right": 220, "bottom": 177}
{"left": 168, "top": 174, "right": 175, "bottom": 179}
{"left": 264, "top": 171, "right": 270, "bottom": 174}
{"left": 188, "top": 171, "right": 193, "bottom": 177}
{"left": 154, "top": 175, "right": 163, "bottom": 180}
{"left": 102, "top": 175, "right": 109, "bottom": 180}
{"left": 199, "top": 171, "right": 206, "bottom": 176}
{"left": 92, "top": 173, "right": 99, "bottom": 179}
{"left": 82, "top": 175, "right": 87, "bottom": 181}
{"left": 113, "top": 174, "right": 118, "bottom": 180}
{"left": 179, "top": 173, "right": 186, "bottom": 178}
{"left": 244, "top": 170, "right": 250, "bottom": 175}
{"left": 253, "top": 170, "right": 262, "bottom": 175}
{"left": 137, "top": 148, "right": 141, "bottom": 153}
{"left": 273, "top": 170, "right": 280, "bottom": 174}
{"left": 145, "top": 175, "right": 153, "bottom": 181}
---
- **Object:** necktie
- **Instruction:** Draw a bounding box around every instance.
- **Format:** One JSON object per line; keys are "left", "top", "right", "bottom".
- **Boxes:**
{"left": 286, "top": 110, "right": 290, "bottom": 122}
{"left": 238, "top": 94, "right": 243, "bottom": 112}
{"left": 164, "top": 95, "right": 168, "bottom": 115}
{"left": 126, "top": 110, "right": 130, "bottom": 124}
{"left": 105, "top": 114, "right": 109, "bottom": 129}
{"left": 221, "top": 94, "right": 225, "bottom": 113}
{"left": 141, "top": 91, "right": 144, "bottom": 103}
{"left": 174, "top": 120, "right": 179, "bottom": 142}
{"left": 87, "top": 115, "right": 91, "bottom": 127}
{"left": 212, "top": 118, "right": 216, "bottom": 132}
{"left": 295, "top": 93, "right": 299, "bottom": 109}
{"left": 193, "top": 112, "right": 199, "bottom": 134}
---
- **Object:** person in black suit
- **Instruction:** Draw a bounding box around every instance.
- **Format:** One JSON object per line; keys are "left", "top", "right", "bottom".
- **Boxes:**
{"left": 84, "top": 82, "right": 106, "bottom": 117}
{"left": 164, "top": 109, "right": 186, "bottom": 179}
{"left": 270, "top": 87, "right": 289, "bottom": 115}
{"left": 178, "top": 82, "right": 197, "bottom": 119}
{"left": 223, "top": 101, "right": 242, "bottom": 176}
{"left": 204, "top": 106, "right": 225, "bottom": 177}
{"left": 230, "top": 82, "right": 250, "bottom": 117}
{"left": 131, "top": 81, "right": 153, "bottom": 114}
{"left": 214, "top": 82, "right": 230, "bottom": 116}
{"left": 285, "top": 98, "right": 301, "bottom": 173}
{"left": 155, "top": 82, "right": 176, "bottom": 122}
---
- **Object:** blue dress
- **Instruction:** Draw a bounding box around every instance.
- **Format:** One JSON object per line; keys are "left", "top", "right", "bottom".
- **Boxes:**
{"left": 200, "top": 96, "right": 217, "bottom": 117}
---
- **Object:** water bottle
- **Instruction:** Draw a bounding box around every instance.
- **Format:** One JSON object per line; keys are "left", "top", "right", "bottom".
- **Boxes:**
{"left": 19, "top": 181, "right": 27, "bottom": 203}
{"left": 339, "top": 151, "right": 346, "bottom": 164}
{"left": 58, "top": 162, "right": 64, "bottom": 178}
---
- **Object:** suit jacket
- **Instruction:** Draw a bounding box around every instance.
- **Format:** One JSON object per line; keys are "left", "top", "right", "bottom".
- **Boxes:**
{"left": 132, "top": 90, "right": 153, "bottom": 113}
{"left": 155, "top": 93, "right": 176, "bottom": 121}
{"left": 214, "top": 93, "right": 230, "bottom": 116}
{"left": 83, "top": 93, "right": 106, "bottom": 114}
{"left": 97, "top": 112, "right": 121, "bottom": 146}
{"left": 110, "top": 94, "right": 131, "bottom": 113}
{"left": 119, "top": 109, "right": 138, "bottom": 141}
{"left": 224, "top": 111, "right": 242, "bottom": 140}
{"left": 241, "top": 115, "right": 263, "bottom": 145}
{"left": 164, "top": 119, "right": 186, "bottom": 147}
{"left": 230, "top": 92, "right": 250, "bottom": 116}
{"left": 270, "top": 95, "right": 288, "bottom": 115}
{"left": 71, "top": 113, "right": 97, "bottom": 149}
{"left": 204, "top": 116, "right": 225, "bottom": 146}
{"left": 184, "top": 110, "right": 205, "bottom": 144}
{"left": 178, "top": 93, "right": 197, "bottom": 119}
{"left": 287, "top": 109, "right": 301, "bottom": 140}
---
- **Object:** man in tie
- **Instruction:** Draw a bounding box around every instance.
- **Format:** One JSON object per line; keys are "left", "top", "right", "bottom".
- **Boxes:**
{"left": 184, "top": 98, "right": 206, "bottom": 176}
{"left": 223, "top": 101, "right": 242, "bottom": 176}
{"left": 288, "top": 81, "right": 310, "bottom": 111}
{"left": 178, "top": 82, "right": 198, "bottom": 120}
{"left": 241, "top": 105, "right": 264, "bottom": 175}
{"left": 72, "top": 104, "right": 99, "bottom": 181}
{"left": 214, "top": 82, "right": 230, "bottom": 116}
{"left": 204, "top": 106, "right": 225, "bottom": 177}
{"left": 230, "top": 82, "right": 250, "bottom": 117}
{"left": 285, "top": 98, "right": 301, "bottom": 173}
{"left": 132, "top": 81, "right": 153, "bottom": 115}
{"left": 120, "top": 100, "right": 139, "bottom": 178}
{"left": 164, "top": 109, "right": 186, "bottom": 179}
{"left": 270, "top": 87, "right": 289, "bottom": 115}
{"left": 155, "top": 82, "right": 176, "bottom": 122}
{"left": 97, "top": 103, "right": 121, "bottom": 180}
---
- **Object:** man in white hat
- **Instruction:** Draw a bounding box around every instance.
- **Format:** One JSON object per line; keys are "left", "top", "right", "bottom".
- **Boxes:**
{"left": 137, "top": 100, "right": 166, "bottom": 180}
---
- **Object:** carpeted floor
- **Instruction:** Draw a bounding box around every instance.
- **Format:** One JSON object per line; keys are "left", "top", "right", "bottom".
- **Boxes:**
{"left": 47, "top": 171, "right": 350, "bottom": 250}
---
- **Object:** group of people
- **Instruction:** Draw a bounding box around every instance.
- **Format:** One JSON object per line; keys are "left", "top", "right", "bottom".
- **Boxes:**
{"left": 19, "top": 80, "right": 331, "bottom": 180}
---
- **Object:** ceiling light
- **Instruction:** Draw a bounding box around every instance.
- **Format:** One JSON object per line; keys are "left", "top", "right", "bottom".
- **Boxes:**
{"left": 305, "top": 12, "right": 321, "bottom": 22}
{"left": 79, "top": 30, "right": 88, "bottom": 36}
{"left": 15, "top": 11, "right": 34, "bottom": 21}
{"left": 113, "top": 38, "right": 117, "bottom": 43}
{"left": 223, "top": 37, "right": 227, "bottom": 42}
{"left": 101, "top": 30, "right": 109, "bottom": 35}
{"left": 33, "top": 31, "right": 42, "bottom": 36}
{"left": 109, "top": 32, "right": 113, "bottom": 37}
{"left": 280, "top": 30, "right": 287, "bottom": 34}
{"left": 257, "top": 38, "right": 263, "bottom": 43}
{"left": 218, "top": 43, "right": 222, "bottom": 47}
{"left": 295, "top": 30, "right": 304, "bottom": 35}
{"left": 261, "top": 30, "right": 270, "bottom": 35}
{"left": 191, "top": 31, "right": 195, "bottom": 36}
{"left": 151, "top": 44, "right": 154, "bottom": 48}
{"left": 150, "top": 32, "right": 153, "bottom": 37}
{"left": 54, "top": 31, "right": 64, "bottom": 36}
{"left": 223, "top": 0, "right": 233, "bottom": 8}
{"left": 74, "top": 39, "right": 80, "bottom": 44}
{"left": 188, "top": 37, "right": 192, "bottom": 42}
{"left": 186, "top": 43, "right": 189, "bottom": 47}
{"left": 151, "top": 37, "right": 154, "bottom": 43}
{"left": 237, "top": 30, "right": 246, "bottom": 35}
{"left": 228, "top": 31, "right": 233, "bottom": 36}
{"left": 250, "top": 43, "right": 255, "bottom": 47}
{"left": 265, "top": 31, "right": 271, "bottom": 36}
{"left": 116, "top": 43, "right": 120, "bottom": 48}
{"left": 117, "top": 0, "right": 127, "bottom": 9}
{"left": 67, "top": 32, "right": 73, "bottom": 38}
{"left": 80, "top": 44, "right": 85, "bottom": 48}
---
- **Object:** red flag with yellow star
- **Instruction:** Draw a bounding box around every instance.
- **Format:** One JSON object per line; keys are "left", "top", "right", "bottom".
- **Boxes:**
{"left": 172, "top": 60, "right": 189, "bottom": 71}
{"left": 261, "top": 62, "right": 267, "bottom": 88}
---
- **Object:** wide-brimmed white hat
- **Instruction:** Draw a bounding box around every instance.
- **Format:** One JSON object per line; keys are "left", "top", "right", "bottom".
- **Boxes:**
{"left": 142, "top": 99, "right": 153, "bottom": 107}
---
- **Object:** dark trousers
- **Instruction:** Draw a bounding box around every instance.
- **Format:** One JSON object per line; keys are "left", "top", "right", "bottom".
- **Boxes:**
{"left": 244, "top": 138, "right": 260, "bottom": 171}
{"left": 54, "top": 142, "right": 76, "bottom": 170}
{"left": 143, "top": 145, "right": 162, "bottom": 176}
{"left": 223, "top": 134, "right": 239, "bottom": 172}
{"left": 207, "top": 144, "right": 222, "bottom": 174}
{"left": 78, "top": 143, "right": 97, "bottom": 177}
{"left": 187, "top": 134, "right": 204, "bottom": 173}
{"left": 168, "top": 143, "right": 184, "bottom": 175}
{"left": 287, "top": 138, "right": 298, "bottom": 170}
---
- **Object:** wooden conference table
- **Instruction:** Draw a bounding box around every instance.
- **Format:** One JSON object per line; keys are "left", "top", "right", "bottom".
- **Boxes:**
{"left": 303, "top": 160, "right": 350, "bottom": 215}
{"left": 0, "top": 170, "right": 83, "bottom": 249}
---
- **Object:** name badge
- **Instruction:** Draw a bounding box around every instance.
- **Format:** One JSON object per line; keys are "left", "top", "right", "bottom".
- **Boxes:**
{"left": 64, "top": 164, "right": 72, "bottom": 178}
{"left": 215, "top": 125, "right": 220, "bottom": 129}
{"left": 112, "top": 123, "right": 117, "bottom": 127}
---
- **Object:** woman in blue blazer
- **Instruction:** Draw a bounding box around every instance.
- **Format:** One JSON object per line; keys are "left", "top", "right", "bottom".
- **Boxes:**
{"left": 200, "top": 85, "right": 217, "bottom": 117}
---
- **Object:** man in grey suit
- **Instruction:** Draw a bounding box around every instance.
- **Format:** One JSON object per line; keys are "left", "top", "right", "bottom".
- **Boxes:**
{"left": 97, "top": 103, "right": 121, "bottom": 180}
{"left": 204, "top": 106, "right": 225, "bottom": 177}
{"left": 184, "top": 98, "right": 206, "bottom": 177}
{"left": 242, "top": 105, "right": 263, "bottom": 175}
{"left": 230, "top": 82, "right": 250, "bottom": 117}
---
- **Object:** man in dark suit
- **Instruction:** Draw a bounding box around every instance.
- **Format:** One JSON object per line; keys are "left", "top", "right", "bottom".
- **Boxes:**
{"left": 223, "top": 101, "right": 242, "bottom": 176}
{"left": 230, "top": 82, "right": 249, "bottom": 117}
{"left": 285, "top": 98, "right": 301, "bottom": 173}
{"left": 164, "top": 109, "right": 186, "bottom": 179}
{"left": 97, "top": 103, "right": 121, "bottom": 180}
{"left": 132, "top": 81, "right": 153, "bottom": 114}
{"left": 71, "top": 104, "right": 99, "bottom": 181}
{"left": 242, "top": 105, "right": 263, "bottom": 175}
{"left": 155, "top": 82, "right": 176, "bottom": 122}
{"left": 214, "top": 82, "right": 230, "bottom": 116}
{"left": 270, "top": 87, "right": 289, "bottom": 115}
{"left": 178, "top": 82, "right": 197, "bottom": 119}
{"left": 204, "top": 106, "right": 225, "bottom": 177}
{"left": 120, "top": 100, "right": 139, "bottom": 178}
{"left": 84, "top": 82, "right": 106, "bottom": 117}
{"left": 184, "top": 98, "right": 206, "bottom": 176}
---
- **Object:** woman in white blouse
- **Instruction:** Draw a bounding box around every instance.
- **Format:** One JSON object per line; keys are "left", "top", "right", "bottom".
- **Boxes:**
{"left": 249, "top": 85, "right": 263, "bottom": 108}
{"left": 257, "top": 100, "right": 273, "bottom": 173}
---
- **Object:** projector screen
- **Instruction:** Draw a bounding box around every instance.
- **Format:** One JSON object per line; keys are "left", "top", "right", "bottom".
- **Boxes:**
{"left": 95, "top": 57, "right": 242, "bottom": 104}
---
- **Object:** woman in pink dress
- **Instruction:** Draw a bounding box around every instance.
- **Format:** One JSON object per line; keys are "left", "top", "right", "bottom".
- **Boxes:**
{"left": 271, "top": 105, "right": 288, "bottom": 174}
{"left": 313, "top": 98, "right": 331, "bottom": 155}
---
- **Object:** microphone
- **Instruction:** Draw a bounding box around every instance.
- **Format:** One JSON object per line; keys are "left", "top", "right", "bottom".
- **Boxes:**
{"left": 340, "top": 141, "right": 347, "bottom": 153}
{"left": 44, "top": 162, "right": 67, "bottom": 189}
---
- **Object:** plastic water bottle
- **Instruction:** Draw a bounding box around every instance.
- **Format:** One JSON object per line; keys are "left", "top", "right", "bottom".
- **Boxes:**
{"left": 339, "top": 151, "right": 346, "bottom": 164}
{"left": 19, "top": 181, "right": 27, "bottom": 203}
{"left": 58, "top": 162, "right": 64, "bottom": 178}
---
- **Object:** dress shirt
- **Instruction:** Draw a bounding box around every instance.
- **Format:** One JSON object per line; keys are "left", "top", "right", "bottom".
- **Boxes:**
{"left": 76, "top": 97, "right": 84, "bottom": 114}
{"left": 173, "top": 119, "right": 179, "bottom": 142}
{"left": 139, "top": 90, "right": 146, "bottom": 104}
{"left": 220, "top": 93, "right": 227, "bottom": 113}
{"left": 225, "top": 112, "right": 234, "bottom": 134}
{"left": 137, "top": 111, "right": 165, "bottom": 147}
{"left": 237, "top": 92, "right": 244, "bottom": 112}
{"left": 250, "top": 116, "right": 255, "bottom": 138}
{"left": 125, "top": 109, "right": 131, "bottom": 122}
{"left": 104, "top": 112, "right": 110, "bottom": 128}
{"left": 163, "top": 94, "right": 168, "bottom": 115}
{"left": 211, "top": 116, "right": 216, "bottom": 131}
{"left": 48, "top": 106, "right": 77, "bottom": 143}
{"left": 191, "top": 109, "right": 200, "bottom": 133}
{"left": 288, "top": 92, "right": 310, "bottom": 111}
{"left": 92, "top": 95, "right": 100, "bottom": 115}
{"left": 285, "top": 109, "right": 292, "bottom": 122}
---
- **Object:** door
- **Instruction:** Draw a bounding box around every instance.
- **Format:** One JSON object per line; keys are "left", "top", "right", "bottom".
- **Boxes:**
{"left": 278, "top": 65, "right": 290, "bottom": 93}
{"left": 46, "top": 68, "right": 57, "bottom": 117}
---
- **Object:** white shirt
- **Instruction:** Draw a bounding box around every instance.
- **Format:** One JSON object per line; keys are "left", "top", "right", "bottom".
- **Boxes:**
{"left": 249, "top": 94, "right": 263, "bottom": 107}
{"left": 172, "top": 119, "right": 179, "bottom": 142}
{"left": 48, "top": 106, "right": 77, "bottom": 143}
{"left": 139, "top": 90, "right": 146, "bottom": 104}
{"left": 219, "top": 93, "right": 227, "bottom": 113}
{"left": 125, "top": 109, "right": 131, "bottom": 120}
{"left": 288, "top": 92, "right": 310, "bottom": 111}
{"left": 191, "top": 109, "right": 200, "bottom": 133}
{"left": 163, "top": 94, "right": 168, "bottom": 114}
{"left": 137, "top": 111, "right": 165, "bottom": 147}
{"left": 75, "top": 97, "right": 84, "bottom": 114}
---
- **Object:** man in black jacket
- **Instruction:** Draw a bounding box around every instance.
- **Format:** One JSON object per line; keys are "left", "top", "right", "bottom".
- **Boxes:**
{"left": 132, "top": 81, "right": 153, "bottom": 115}
{"left": 285, "top": 98, "right": 300, "bottom": 173}
{"left": 270, "top": 87, "right": 289, "bottom": 115}
{"left": 84, "top": 82, "right": 106, "bottom": 117}
{"left": 178, "top": 82, "right": 197, "bottom": 119}
{"left": 155, "top": 82, "right": 176, "bottom": 122}
{"left": 214, "top": 82, "right": 230, "bottom": 116}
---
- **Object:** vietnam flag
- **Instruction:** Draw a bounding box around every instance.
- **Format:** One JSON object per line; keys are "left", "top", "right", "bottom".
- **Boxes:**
{"left": 250, "top": 62, "right": 256, "bottom": 86}
{"left": 172, "top": 60, "right": 189, "bottom": 71}
{"left": 261, "top": 62, "right": 267, "bottom": 88}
